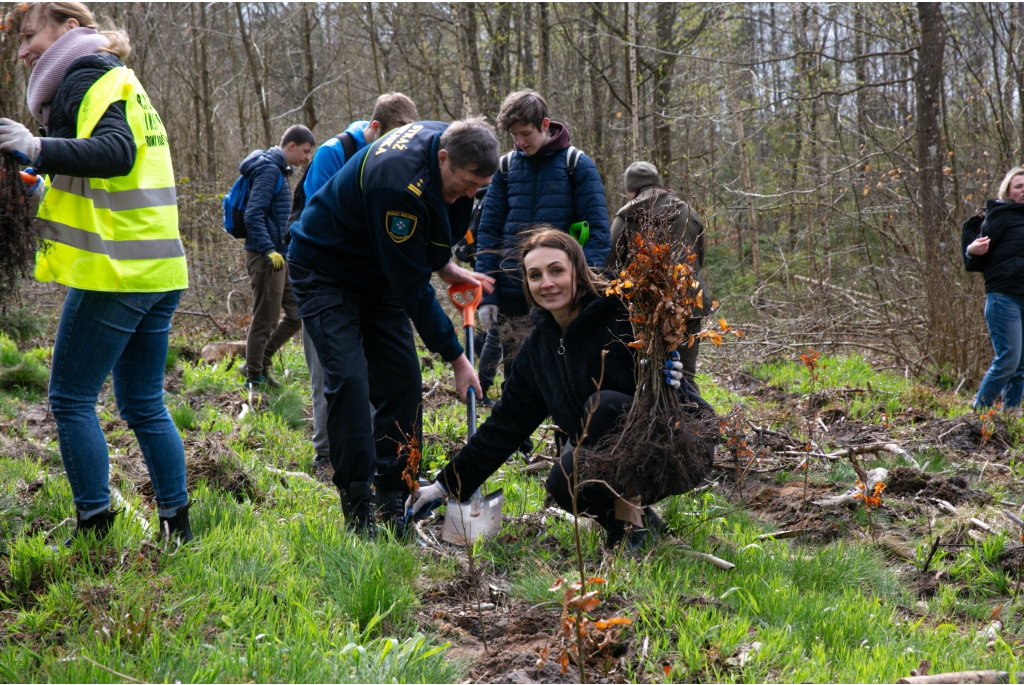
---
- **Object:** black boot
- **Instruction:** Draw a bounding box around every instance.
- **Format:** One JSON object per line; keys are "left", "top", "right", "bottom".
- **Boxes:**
{"left": 374, "top": 488, "right": 409, "bottom": 539}
{"left": 64, "top": 508, "right": 119, "bottom": 547}
{"left": 159, "top": 502, "right": 193, "bottom": 544}
{"left": 340, "top": 482, "right": 376, "bottom": 540}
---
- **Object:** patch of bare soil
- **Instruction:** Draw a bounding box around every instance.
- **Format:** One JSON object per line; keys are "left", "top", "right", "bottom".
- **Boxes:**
{"left": 111, "top": 434, "right": 259, "bottom": 503}
{"left": 886, "top": 466, "right": 992, "bottom": 505}
{"left": 0, "top": 432, "right": 59, "bottom": 465}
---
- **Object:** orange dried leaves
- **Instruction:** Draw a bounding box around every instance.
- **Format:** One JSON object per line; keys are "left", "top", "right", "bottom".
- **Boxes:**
{"left": 542, "top": 576, "right": 630, "bottom": 675}
{"left": 399, "top": 437, "right": 422, "bottom": 493}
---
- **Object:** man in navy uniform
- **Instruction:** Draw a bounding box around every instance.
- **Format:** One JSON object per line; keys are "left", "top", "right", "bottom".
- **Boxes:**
{"left": 288, "top": 119, "right": 499, "bottom": 538}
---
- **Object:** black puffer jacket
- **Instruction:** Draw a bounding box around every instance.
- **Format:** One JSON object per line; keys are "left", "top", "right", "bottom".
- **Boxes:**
{"left": 36, "top": 53, "right": 136, "bottom": 178}
{"left": 437, "top": 293, "right": 713, "bottom": 500}
{"left": 965, "top": 200, "right": 1024, "bottom": 298}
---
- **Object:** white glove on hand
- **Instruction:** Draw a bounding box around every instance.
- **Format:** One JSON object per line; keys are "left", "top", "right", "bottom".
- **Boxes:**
{"left": 663, "top": 350, "right": 684, "bottom": 389}
{"left": 405, "top": 480, "right": 448, "bottom": 522}
{"left": 0, "top": 119, "right": 41, "bottom": 166}
{"left": 478, "top": 304, "right": 498, "bottom": 330}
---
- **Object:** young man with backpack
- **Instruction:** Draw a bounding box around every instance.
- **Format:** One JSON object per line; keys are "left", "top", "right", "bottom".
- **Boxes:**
{"left": 238, "top": 125, "right": 314, "bottom": 388}
{"left": 607, "top": 162, "right": 711, "bottom": 390}
{"left": 474, "top": 90, "right": 610, "bottom": 384}
{"left": 288, "top": 93, "right": 419, "bottom": 478}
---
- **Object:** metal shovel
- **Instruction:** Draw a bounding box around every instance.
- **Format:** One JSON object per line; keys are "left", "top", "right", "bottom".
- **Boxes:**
{"left": 441, "top": 283, "right": 504, "bottom": 544}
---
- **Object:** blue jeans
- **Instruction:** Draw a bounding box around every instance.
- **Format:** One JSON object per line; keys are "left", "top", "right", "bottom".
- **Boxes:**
{"left": 975, "top": 292, "right": 1024, "bottom": 409}
{"left": 49, "top": 288, "right": 188, "bottom": 519}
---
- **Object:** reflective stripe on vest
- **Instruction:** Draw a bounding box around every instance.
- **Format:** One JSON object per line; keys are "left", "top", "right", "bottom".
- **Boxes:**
{"left": 35, "top": 66, "right": 187, "bottom": 292}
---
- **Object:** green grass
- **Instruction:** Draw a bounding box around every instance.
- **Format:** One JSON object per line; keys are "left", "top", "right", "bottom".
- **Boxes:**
{"left": 3, "top": 342, "right": 1024, "bottom": 682}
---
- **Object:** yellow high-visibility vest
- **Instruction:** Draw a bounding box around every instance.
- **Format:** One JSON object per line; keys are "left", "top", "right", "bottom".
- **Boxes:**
{"left": 34, "top": 66, "right": 187, "bottom": 292}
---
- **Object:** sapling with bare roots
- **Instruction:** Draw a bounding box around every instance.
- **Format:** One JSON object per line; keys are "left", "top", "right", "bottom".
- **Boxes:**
{"left": 580, "top": 204, "right": 734, "bottom": 505}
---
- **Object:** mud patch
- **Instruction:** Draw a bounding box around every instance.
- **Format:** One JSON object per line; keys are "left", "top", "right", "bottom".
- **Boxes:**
{"left": 887, "top": 467, "right": 991, "bottom": 505}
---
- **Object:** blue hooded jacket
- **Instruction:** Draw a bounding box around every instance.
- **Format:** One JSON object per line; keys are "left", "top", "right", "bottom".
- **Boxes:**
{"left": 474, "top": 121, "right": 610, "bottom": 305}
{"left": 302, "top": 120, "right": 369, "bottom": 198}
{"left": 240, "top": 146, "right": 291, "bottom": 255}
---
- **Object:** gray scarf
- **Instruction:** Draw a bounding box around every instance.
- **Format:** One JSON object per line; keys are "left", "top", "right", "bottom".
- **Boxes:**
{"left": 27, "top": 27, "right": 109, "bottom": 128}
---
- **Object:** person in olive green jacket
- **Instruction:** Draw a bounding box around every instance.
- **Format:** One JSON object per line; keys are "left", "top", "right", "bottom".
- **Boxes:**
{"left": 606, "top": 162, "right": 711, "bottom": 390}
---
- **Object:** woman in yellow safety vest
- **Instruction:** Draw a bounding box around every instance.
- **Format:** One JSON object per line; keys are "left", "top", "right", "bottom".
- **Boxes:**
{"left": 0, "top": 2, "right": 191, "bottom": 545}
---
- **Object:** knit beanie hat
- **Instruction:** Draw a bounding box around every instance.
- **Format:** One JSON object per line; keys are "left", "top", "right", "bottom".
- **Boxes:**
{"left": 623, "top": 161, "right": 663, "bottom": 193}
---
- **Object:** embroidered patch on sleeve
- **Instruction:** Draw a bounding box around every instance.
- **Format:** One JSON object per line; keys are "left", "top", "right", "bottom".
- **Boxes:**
{"left": 386, "top": 211, "right": 418, "bottom": 243}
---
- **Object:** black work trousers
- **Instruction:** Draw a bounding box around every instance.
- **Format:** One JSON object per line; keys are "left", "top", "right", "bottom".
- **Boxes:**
{"left": 290, "top": 261, "right": 421, "bottom": 495}
{"left": 546, "top": 390, "right": 632, "bottom": 531}
{"left": 679, "top": 318, "right": 703, "bottom": 391}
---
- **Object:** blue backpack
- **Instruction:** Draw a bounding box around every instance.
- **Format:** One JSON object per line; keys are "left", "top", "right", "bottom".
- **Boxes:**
{"left": 223, "top": 171, "right": 284, "bottom": 239}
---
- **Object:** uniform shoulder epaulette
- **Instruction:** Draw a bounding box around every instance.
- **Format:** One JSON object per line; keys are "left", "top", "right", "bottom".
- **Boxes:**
{"left": 406, "top": 172, "right": 428, "bottom": 198}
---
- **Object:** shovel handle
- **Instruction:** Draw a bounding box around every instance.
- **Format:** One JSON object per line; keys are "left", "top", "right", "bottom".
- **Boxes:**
{"left": 447, "top": 283, "right": 482, "bottom": 329}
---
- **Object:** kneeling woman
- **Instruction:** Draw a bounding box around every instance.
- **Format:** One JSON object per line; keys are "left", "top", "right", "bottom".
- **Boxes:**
{"left": 407, "top": 229, "right": 714, "bottom": 548}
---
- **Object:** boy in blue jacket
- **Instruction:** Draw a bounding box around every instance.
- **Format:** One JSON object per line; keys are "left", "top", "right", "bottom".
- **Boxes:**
{"left": 474, "top": 90, "right": 610, "bottom": 390}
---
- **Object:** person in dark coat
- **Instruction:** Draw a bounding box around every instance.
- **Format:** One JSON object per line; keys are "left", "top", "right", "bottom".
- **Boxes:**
{"left": 407, "top": 228, "right": 714, "bottom": 550}
{"left": 607, "top": 162, "right": 711, "bottom": 390}
{"left": 474, "top": 90, "right": 611, "bottom": 381}
{"left": 964, "top": 166, "right": 1024, "bottom": 409}
{"left": 239, "top": 125, "right": 314, "bottom": 388}
{"left": 288, "top": 119, "right": 499, "bottom": 538}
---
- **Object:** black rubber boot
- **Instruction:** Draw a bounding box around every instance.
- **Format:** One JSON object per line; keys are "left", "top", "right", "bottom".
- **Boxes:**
{"left": 64, "top": 508, "right": 119, "bottom": 547}
{"left": 341, "top": 482, "right": 376, "bottom": 540}
{"left": 374, "top": 488, "right": 409, "bottom": 539}
{"left": 159, "top": 502, "right": 193, "bottom": 544}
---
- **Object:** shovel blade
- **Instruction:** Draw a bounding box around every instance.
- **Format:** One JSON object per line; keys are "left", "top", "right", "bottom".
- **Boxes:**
{"left": 441, "top": 488, "right": 504, "bottom": 545}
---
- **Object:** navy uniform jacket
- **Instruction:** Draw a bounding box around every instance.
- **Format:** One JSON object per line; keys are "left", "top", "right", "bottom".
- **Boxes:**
{"left": 288, "top": 121, "right": 472, "bottom": 362}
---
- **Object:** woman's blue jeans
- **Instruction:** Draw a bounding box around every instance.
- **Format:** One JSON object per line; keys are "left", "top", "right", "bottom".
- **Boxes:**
{"left": 975, "top": 292, "right": 1024, "bottom": 409}
{"left": 49, "top": 288, "right": 188, "bottom": 519}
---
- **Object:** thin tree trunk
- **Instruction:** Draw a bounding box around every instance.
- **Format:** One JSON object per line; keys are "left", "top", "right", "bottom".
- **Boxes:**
{"left": 301, "top": 5, "right": 318, "bottom": 132}
{"left": 728, "top": 72, "right": 759, "bottom": 279}
{"left": 463, "top": 3, "right": 487, "bottom": 115}
{"left": 652, "top": 3, "right": 678, "bottom": 181}
{"left": 366, "top": 2, "right": 385, "bottom": 95}
{"left": 414, "top": 6, "right": 439, "bottom": 120}
{"left": 915, "top": 2, "right": 948, "bottom": 342}
{"left": 538, "top": 3, "right": 550, "bottom": 95}
{"left": 198, "top": 1, "right": 216, "bottom": 178}
{"left": 235, "top": 3, "right": 272, "bottom": 148}
{"left": 627, "top": 2, "right": 639, "bottom": 162}
{"left": 452, "top": 3, "right": 473, "bottom": 118}
{"left": 521, "top": 3, "right": 535, "bottom": 88}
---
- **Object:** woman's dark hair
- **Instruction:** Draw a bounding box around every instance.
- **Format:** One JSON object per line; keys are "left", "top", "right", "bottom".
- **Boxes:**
{"left": 518, "top": 226, "right": 609, "bottom": 312}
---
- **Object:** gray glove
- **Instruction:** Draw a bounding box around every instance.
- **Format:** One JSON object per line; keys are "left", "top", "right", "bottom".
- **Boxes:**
{"left": 405, "top": 480, "right": 448, "bottom": 522}
{"left": 478, "top": 304, "right": 498, "bottom": 330}
{"left": 0, "top": 119, "right": 41, "bottom": 166}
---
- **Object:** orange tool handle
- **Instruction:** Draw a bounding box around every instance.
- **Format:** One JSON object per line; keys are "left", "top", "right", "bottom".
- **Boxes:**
{"left": 447, "top": 283, "right": 483, "bottom": 329}
{"left": 20, "top": 171, "right": 38, "bottom": 184}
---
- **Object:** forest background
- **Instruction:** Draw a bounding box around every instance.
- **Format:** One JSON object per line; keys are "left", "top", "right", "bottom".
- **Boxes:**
{"left": 0, "top": 2, "right": 1014, "bottom": 382}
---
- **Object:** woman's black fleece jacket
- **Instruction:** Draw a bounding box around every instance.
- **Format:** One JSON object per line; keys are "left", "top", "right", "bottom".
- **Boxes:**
{"left": 964, "top": 199, "right": 1024, "bottom": 298}
{"left": 437, "top": 293, "right": 714, "bottom": 501}
{"left": 36, "top": 52, "right": 136, "bottom": 178}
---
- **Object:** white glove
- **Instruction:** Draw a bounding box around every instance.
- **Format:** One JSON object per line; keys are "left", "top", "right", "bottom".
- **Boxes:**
{"left": 0, "top": 119, "right": 41, "bottom": 166}
{"left": 663, "top": 350, "right": 684, "bottom": 389}
{"left": 478, "top": 304, "right": 498, "bottom": 330}
{"left": 405, "top": 480, "right": 448, "bottom": 521}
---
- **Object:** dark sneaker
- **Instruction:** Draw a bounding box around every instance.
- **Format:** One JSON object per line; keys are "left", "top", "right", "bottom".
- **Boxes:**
{"left": 313, "top": 454, "right": 333, "bottom": 481}
{"left": 158, "top": 502, "right": 193, "bottom": 544}
{"left": 64, "top": 508, "right": 119, "bottom": 547}
{"left": 244, "top": 375, "right": 266, "bottom": 389}
{"left": 340, "top": 482, "right": 376, "bottom": 540}
{"left": 478, "top": 395, "right": 495, "bottom": 409}
{"left": 375, "top": 488, "right": 409, "bottom": 539}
